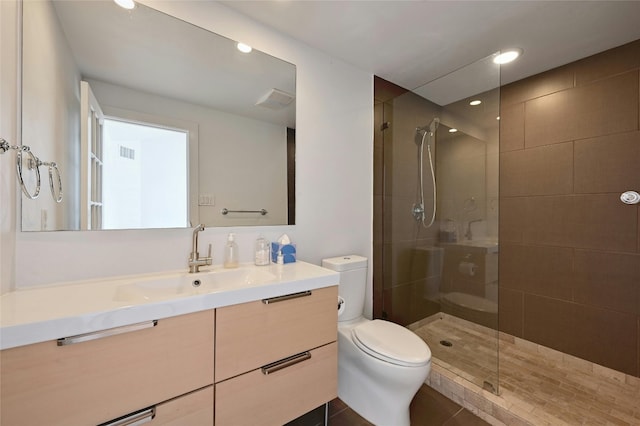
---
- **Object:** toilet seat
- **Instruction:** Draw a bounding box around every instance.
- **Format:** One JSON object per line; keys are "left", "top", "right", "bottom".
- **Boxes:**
{"left": 351, "top": 320, "right": 431, "bottom": 367}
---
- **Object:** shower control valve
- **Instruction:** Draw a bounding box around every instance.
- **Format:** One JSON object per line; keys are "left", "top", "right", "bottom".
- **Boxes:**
{"left": 620, "top": 191, "right": 640, "bottom": 205}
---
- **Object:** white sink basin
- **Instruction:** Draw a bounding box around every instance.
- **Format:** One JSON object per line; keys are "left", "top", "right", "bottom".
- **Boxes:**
{"left": 197, "top": 267, "right": 277, "bottom": 288}
{"left": 113, "top": 266, "right": 278, "bottom": 302}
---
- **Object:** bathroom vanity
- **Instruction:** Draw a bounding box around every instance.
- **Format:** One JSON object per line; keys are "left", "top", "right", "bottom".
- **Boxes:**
{"left": 0, "top": 262, "right": 339, "bottom": 426}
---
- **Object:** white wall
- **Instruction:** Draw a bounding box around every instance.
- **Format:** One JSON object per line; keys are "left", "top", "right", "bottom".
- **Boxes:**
{"left": 0, "top": 0, "right": 19, "bottom": 295}
{"left": 7, "top": 1, "right": 374, "bottom": 315}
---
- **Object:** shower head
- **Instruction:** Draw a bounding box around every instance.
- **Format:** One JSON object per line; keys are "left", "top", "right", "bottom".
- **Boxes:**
{"left": 416, "top": 117, "right": 441, "bottom": 138}
{"left": 429, "top": 117, "right": 440, "bottom": 134}
{"left": 415, "top": 117, "right": 440, "bottom": 145}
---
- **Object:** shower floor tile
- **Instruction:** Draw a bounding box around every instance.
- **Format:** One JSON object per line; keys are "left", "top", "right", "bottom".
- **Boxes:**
{"left": 411, "top": 314, "right": 640, "bottom": 425}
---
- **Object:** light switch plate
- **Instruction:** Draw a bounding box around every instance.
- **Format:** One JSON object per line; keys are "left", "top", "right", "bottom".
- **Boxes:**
{"left": 199, "top": 194, "right": 214, "bottom": 206}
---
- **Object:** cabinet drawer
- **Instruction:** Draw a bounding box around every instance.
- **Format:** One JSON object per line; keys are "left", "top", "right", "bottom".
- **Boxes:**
{"left": 215, "top": 342, "right": 337, "bottom": 426}
{"left": 152, "top": 385, "right": 214, "bottom": 425}
{"left": 215, "top": 286, "right": 338, "bottom": 382}
{"left": 0, "top": 310, "right": 214, "bottom": 426}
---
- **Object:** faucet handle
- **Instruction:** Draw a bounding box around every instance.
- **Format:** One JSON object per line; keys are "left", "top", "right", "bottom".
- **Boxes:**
{"left": 206, "top": 244, "right": 212, "bottom": 259}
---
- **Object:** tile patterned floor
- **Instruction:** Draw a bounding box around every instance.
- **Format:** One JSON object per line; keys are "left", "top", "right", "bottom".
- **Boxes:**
{"left": 288, "top": 385, "right": 490, "bottom": 426}
{"left": 411, "top": 314, "right": 640, "bottom": 425}
{"left": 328, "top": 386, "right": 490, "bottom": 426}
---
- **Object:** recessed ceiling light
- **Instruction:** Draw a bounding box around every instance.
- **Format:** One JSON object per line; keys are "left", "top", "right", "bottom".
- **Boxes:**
{"left": 493, "top": 48, "right": 522, "bottom": 65}
{"left": 469, "top": 100, "right": 482, "bottom": 106}
{"left": 496, "top": 116, "right": 501, "bottom": 121}
{"left": 113, "top": 0, "right": 135, "bottom": 9}
{"left": 237, "top": 42, "right": 252, "bottom": 53}
{"left": 449, "top": 128, "right": 458, "bottom": 133}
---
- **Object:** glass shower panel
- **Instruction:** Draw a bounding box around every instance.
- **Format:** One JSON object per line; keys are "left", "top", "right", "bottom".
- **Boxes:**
{"left": 376, "top": 54, "right": 500, "bottom": 393}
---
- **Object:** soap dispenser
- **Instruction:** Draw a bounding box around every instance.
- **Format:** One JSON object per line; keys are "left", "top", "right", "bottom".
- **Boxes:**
{"left": 223, "top": 233, "right": 239, "bottom": 269}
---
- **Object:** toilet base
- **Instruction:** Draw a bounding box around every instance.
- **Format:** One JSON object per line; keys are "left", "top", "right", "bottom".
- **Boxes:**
{"left": 337, "top": 319, "right": 431, "bottom": 426}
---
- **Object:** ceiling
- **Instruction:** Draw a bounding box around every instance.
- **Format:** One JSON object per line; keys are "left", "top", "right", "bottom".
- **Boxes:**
{"left": 221, "top": 1, "right": 640, "bottom": 94}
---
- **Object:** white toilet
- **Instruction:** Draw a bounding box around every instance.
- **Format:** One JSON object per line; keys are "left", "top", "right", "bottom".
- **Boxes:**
{"left": 322, "top": 255, "right": 431, "bottom": 426}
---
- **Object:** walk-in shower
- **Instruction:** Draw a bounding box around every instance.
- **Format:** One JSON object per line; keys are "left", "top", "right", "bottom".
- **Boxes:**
{"left": 374, "top": 51, "right": 500, "bottom": 396}
{"left": 376, "top": 41, "right": 640, "bottom": 425}
{"left": 412, "top": 117, "right": 440, "bottom": 227}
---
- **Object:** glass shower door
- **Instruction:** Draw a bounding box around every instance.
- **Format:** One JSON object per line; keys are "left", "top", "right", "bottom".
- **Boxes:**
{"left": 374, "top": 53, "right": 500, "bottom": 393}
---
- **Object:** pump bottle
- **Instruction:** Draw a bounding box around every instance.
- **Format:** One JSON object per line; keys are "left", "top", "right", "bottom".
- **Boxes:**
{"left": 223, "top": 233, "right": 239, "bottom": 268}
{"left": 254, "top": 235, "right": 270, "bottom": 266}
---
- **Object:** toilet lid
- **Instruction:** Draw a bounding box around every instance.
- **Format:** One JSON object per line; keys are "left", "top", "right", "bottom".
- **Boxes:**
{"left": 351, "top": 320, "right": 431, "bottom": 367}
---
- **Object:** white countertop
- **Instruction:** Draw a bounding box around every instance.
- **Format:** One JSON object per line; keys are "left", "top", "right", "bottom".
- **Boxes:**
{"left": 0, "top": 261, "right": 339, "bottom": 350}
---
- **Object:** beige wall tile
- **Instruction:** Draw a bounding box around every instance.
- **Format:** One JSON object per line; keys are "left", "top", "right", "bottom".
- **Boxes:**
{"left": 500, "top": 243, "right": 573, "bottom": 301}
{"left": 373, "top": 75, "right": 408, "bottom": 102}
{"left": 372, "top": 240, "right": 383, "bottom": 318}
{"left": 498, "top": 287, "right": 523, "bottom": 337}
{"left": 500, "top": 142, "right": 573, "bottom": 196}
{"left": 373, "top": 102, "right": 384, "bottom": 196}
{"left": 384, "top": 194, "right": 439, "bottom": 241}
{"left": 573, "top": 250, "right": 640, "bottom": 315}
{"left": 498, "top": 197, "right": 526, "bottom": 243}
{"left": 575, "top": 39, "right": 640, "bottom": 86}
{"left": 499, "top": 103, "right": 525, "bottom": 152}
{"left": 525, "top": 71, "right": 639, "bottom": 148}
{"left": 574, "top": 131, "right": 640, "bottom": 194}
{"left": 523, "top": 194, "right": 638, "bottom": 252}
{"left": 501, "top": 65, "right": 574, "bottom": 107}
{"left": 523, "top": 294, "right": 572, "bottom": 353}
{"left": 569, "top": 304, "right": 638, "bottom": 376}
{"left": 373, "top": 195, "right": 383, "bottom": 241}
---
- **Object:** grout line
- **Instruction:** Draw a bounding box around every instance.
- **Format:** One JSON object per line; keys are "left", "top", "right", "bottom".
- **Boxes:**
{"left": 327, "top": 401, "right": 349, "bottom": 419}
{"left": 450, "top": 407, "right": 465, "bottom": 420}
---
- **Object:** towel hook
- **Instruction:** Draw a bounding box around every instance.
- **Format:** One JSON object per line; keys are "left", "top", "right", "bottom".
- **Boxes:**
{"left": 1, "top": 137, "right": 64, "bottom": 201}
{"left": 36, "top": 158, "right": 63, "bottom": 203}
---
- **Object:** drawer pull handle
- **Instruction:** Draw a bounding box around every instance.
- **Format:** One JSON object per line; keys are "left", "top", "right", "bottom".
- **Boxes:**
{"left": 99, "top": 407, "right": 155, "bottom": 426}
{"left": 261, "top": 351, "right": 312, "bottom": 375}
{"left": 57, "top": 320, "right": 158, "bottom": 346}
{"left": 262, "top": 290, "right": 312, "bottom": 304}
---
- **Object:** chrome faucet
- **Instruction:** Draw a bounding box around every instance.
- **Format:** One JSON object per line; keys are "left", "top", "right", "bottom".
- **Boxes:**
{"left": 465, "top": 219, "right": 483, "bottom": 241}
{"left": 188, "top": 224, "right": 212, "bottom": 273}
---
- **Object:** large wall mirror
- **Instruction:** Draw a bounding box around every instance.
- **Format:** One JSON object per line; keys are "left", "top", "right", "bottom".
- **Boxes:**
{"left": 21, "top": 0, "right": 296, "bottom": 231}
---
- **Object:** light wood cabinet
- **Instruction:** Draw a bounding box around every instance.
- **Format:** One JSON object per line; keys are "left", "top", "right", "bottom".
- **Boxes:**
{"left": 0, "top": 310, "right": 214, "bottom": 426}
{"left": 216, "top": 343, "right": 336, "bottom": 426}
{"left": 153, "top": 385, "right": 214, "bottom": 425}
{"left": 0, "top": 285, "right": 338, "bottom": 426}
{"left": 215, "top": 286, "right": 338, "bottom": 425}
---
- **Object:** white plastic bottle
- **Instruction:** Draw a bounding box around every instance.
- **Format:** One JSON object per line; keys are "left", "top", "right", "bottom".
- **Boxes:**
{"left": 223, "top": 233, "right": 239, "bottom": 268}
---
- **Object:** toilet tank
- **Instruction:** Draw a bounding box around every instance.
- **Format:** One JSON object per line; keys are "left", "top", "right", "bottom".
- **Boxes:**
{"left": 322, "top": 255, "right": 368, "bottom": 322}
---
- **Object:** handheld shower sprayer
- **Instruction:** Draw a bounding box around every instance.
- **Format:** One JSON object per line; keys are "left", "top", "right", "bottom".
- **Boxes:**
{"left": 412, "top": 117, "right": 440, "bottom": 227}
{"left": 416, "top": 117, "right": 440, "bottom": 136}
{"left": 429, "top": 117, "right": 440, "bottom": 134}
